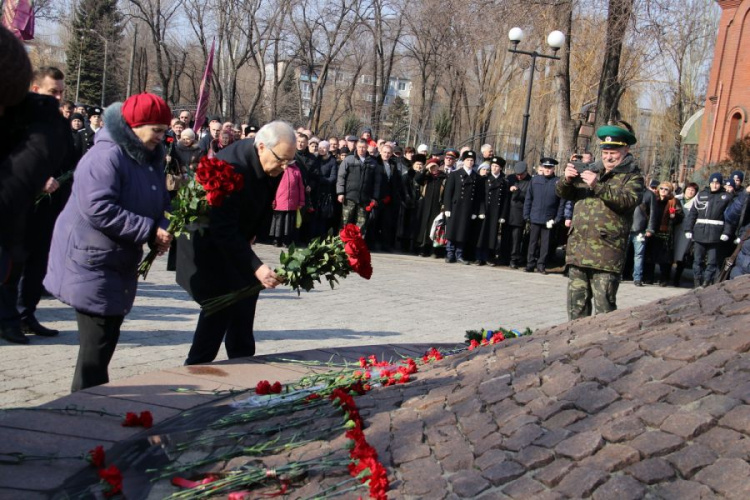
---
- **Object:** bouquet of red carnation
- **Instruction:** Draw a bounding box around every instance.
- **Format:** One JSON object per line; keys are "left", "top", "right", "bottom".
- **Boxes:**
{"left": 137, "top": 156, "right": 244, "bottom": 279}
{"left": 201, "top": 224, "right": 372, "bottom": 315}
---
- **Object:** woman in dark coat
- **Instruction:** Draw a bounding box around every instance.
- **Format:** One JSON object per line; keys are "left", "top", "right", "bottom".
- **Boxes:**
{"left": 396, "top": 155, "right": 422, "bottom": 253}
{"left": 476, "top": 157, "right": 508, "bottom": 266}
{"left": 44, "top": 93, "right": 173, "bottom": 391}
{"left": 311, "top": 140, "right": 338, "bottom": 235}
{"left": 414, "top": 156, "right": 446, "bottom": 256}
{"left": 646, "top": 181, "right": 683, "bottom": 286}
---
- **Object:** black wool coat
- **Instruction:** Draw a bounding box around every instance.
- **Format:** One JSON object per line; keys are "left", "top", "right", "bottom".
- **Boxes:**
{"left": 415, "top": 170, "right": 445, "bottom": 246}
{"left": 477, "top": 174, "right": 507, "bottom": 251}
{"left": 177, "top": 138, "right": 279, "bottom": 302}
{"left": 444, "top": 168, "right": 485, "bottom": 243}
{"left": 685, "top": 188, "right": 735, "bottom": 244}
{"left": 505, "top": 173, "right": 531, "bottom": 227}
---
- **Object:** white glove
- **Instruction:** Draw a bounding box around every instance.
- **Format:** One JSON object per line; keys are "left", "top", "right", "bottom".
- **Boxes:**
{"left": 478, "top": 214, "right": 485, "bottom": 220}
{"left": 445, "top": 211, "right": 451, "bottom": 218}
{"left": 546, "top": 219, "right": 555, "bottom": 229}
{"left": 500, "top": 218, "right": 505, "bottom": 224}
{"left": 720, "top": 234, "right": 729, "bottom": 242}
{"left": 685, "top": 232, "right": 692, "bottom": 239}
{"left": 636, "top": 233, "right": 645, "bottom": 242}
{"left": 736, "top": 238, "right": 741, "bottom": 245}
{"left": 471, "top": 214, "right": 477, "bottom": 220}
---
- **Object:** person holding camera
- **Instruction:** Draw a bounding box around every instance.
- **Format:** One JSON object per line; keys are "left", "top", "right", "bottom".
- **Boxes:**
{"left": 556, "top": 126, "right": 645, "bottom": 320}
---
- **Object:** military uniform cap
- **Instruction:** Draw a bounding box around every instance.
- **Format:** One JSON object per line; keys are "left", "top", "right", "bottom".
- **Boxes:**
{"left": 540, "top": 156, "right": 558, "bottom": 167}
{"left": 88, "top": 107, "right": 103, "bottom": 117}
{"left": 597, "top": 125, "right": 637, "bottom": 149}
{"left": 460, "top": 150, "right": 476, "bottom": 161}
{"left": 412, "top": 153, "right": 427, "bottom": 164}
{"left": 444, "top": 148, "right": 459, "bottom": 158}
{"left": 491, "top": 156, "right": 506, "bottom": 167}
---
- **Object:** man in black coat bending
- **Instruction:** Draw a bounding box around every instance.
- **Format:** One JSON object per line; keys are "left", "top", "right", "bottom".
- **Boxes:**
{"left": 178, "top": 121, "right": 295, "bottom": 364}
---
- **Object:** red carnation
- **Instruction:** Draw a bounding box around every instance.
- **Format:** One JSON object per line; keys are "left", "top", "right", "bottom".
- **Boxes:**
{"left": 86, "top": 445, "right": 105, "bottom": 468}
{"left": 270, "top": 381, "right": 282, "bottom": 394}
{"left": 344, "top": 238, "right": 372, "bottom": 280}
{"left": 256, "top": 380, "right": 271, "bottom": 395}
{"left": 339, "top": 224, "right": 361, "bottom": 243}
{"left": 122, "top": 412, "right": 140, "bottom": 427}
{"left": 138, "top": 411, "right": 153, "bottom": 429}
{"left": 166, "top": 137, "right": 174, "bottom": 143}
{"left": 98, "top": 465, "right": 123, "bottom": 497}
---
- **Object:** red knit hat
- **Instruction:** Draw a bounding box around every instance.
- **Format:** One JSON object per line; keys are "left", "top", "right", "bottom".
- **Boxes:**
{"left": 121, "top": 93, "right": 172, "bottom": 128}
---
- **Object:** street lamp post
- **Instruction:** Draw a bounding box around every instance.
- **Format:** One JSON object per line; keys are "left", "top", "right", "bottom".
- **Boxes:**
{"left": 508, "top": 28, "right": 565, "bottom": 161}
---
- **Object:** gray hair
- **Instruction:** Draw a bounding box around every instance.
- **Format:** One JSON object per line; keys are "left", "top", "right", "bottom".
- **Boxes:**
{"left": 319, "top": 140, "right": 330, "bottom": 150}
{"left": 255, "top": 121, "right": 296, "bottom": 149}
{"left": 180, "top": 129, "right": 196, "bottom": 140}
{"left": 481, "top": 144, "right": 493, "bottom": 153}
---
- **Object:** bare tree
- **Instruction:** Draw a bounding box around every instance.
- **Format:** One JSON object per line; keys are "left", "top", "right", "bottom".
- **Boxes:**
{"left": 125, "top": 0, "right": 184, "bottom": 104}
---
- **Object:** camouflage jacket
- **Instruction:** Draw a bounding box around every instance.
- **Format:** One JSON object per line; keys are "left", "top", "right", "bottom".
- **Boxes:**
{"left": 556, "top": 154, "right": 644, "bottom": 273}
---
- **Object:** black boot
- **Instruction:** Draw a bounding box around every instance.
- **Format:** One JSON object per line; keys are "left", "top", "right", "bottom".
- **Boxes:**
{"left": 1, "top": 324, "right": 29, "bottom": 344}
{"left": 21, "top": 315, "right": 59, "bottom": 337}
{"left": 693, "top": 278, "right": 703, "bottom": 289}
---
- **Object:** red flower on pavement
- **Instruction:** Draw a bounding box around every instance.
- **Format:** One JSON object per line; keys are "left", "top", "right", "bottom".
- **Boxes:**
{"left": 270, "top": 381, "right": 283, "bottom": 394}
{"left": 122, "top": 412, "right": 140, "bottom": 427}
{"left": 98, "top": 465, "right": 123, "bottom": 497}
{"left": 138, "top": 411, "right": 153, "bottom": 429}
{"left": 86, "top": 445, "right": 105, "bottom": 469}
{"left": 422, "top": 347, "right": 444, "bottom": 363}
{"left": 468, "top": 339, "right": 480, "bottom": 350}
{"left": 256, "top": 380, "right": 271, "bottom": 395}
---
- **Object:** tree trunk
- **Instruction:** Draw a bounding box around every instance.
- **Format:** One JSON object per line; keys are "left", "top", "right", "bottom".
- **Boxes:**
{"left": 595, "top": 0, "right": 634, "bottom": 130}
{"left": 554, "top": 0, "right": 577, "bottom": 160}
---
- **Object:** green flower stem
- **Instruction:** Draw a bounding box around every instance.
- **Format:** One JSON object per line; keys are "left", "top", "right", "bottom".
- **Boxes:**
{"left": 0, "top": 406, "right": 122, "bottom": 419}
{"left": 299, "top": 475, "right": 366, "bottom": 500}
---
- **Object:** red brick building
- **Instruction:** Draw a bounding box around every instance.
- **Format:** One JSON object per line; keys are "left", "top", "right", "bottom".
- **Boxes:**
{"left": 696, "top": 0, "right": 750, "bottom": 169}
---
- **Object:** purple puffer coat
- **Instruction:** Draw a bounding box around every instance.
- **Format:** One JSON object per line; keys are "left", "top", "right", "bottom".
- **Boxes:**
{"left": 44, "top": 103, "right": 170, "bottom": 316}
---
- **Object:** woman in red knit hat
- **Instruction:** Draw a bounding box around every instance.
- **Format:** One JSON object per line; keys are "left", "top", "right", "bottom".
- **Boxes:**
{"left": 45, "top": 93, "right": 174, "bottom": 391}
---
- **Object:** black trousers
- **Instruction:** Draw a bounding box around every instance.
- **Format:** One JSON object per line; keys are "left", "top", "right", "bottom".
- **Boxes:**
{"left": 72, "top": 311, "right": 124, "bottom": 392}
{"left": 0, "top": 261, "right": 23, "bottom": 329}
{"left": 509, "top": 225, "right": 525, "bottom": 265}
{"left": 185, "top": 294, "right": 258, "bottom": 365}
{"left": 527, "top": 223, "right": 552, "bottom": 269}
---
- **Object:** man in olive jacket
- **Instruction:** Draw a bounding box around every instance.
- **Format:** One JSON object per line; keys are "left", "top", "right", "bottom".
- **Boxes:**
{"left": 556, "top": 126, "right": 644, "bottom": 320}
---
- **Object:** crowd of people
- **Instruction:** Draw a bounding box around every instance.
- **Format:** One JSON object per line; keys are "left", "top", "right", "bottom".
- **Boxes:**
{"left": 2, "top": 24, "right": 750, "bottom": 392}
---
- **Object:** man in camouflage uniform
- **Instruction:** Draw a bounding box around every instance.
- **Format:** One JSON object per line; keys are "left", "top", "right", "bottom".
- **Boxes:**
{"left": 556, "top": 126, "right": 644, "bottom": 320}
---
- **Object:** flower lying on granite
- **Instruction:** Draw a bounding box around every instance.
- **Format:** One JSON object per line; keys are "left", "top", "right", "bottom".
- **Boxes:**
{"left": 121, "top": 410, "right": 153, "bottom": 429}
{"left": 86, "top": 445, "right": 106, "bottom": 469}
{"left": 255, "top": 380, "right": 283, "bottom": 395}
{"left": 98, "top": 465, "right": 123, "bottom": 497}
{"left": 465, "top": 326, "right": 533, "bottom": 345}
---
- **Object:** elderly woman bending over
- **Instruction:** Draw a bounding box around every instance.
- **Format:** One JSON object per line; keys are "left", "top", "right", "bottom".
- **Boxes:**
{"left": 45, "top": 93, "right": 173, "bottom": 391}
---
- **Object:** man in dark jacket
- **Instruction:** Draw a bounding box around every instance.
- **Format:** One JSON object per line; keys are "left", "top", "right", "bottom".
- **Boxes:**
{"left": 0, "top": 62, "right": 73, "bottom": 344}
{"left": 337, "top": 139, "right": 380, "bottom": 235}
{"left": 685, "top": 172, "right": 735, "bottom": 288}
{"left": 179, "top": 121, "right": 295, "bottom": 364}
{"left": 443, "top": 150, "right": 485, "bottom": 264}
{"left": 523, "top": 157, "right": 564, "bottom": 273}
{"left": 628, "top": 180, "right": 657, "bottom": 286}
{"left": 504, "top": 161, "right": 531, "bottom": 268}
{"left": 0, "top": 29, "right": 72, "bottom": 344}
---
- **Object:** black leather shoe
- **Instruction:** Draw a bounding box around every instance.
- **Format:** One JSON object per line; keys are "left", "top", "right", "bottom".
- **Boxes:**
{"left": 509, "top": 263, "right": 518, "bottom": 269}
{"left": 22, "top": 316, "right": 59, "bottom": 337}
{"left": 538, "top": 268, "right": 548, "bottom": 275}
{"left": 524, "top": 267, "right": 534, "bottom": 273}
{"left": 445, "top": 257, "right": 456, "bottom": 263}
{"left": 1, "top": 325, "right": 29, "bottom": 344}
{"left": 458, "top": 258, "right": 470, "bottom": 265}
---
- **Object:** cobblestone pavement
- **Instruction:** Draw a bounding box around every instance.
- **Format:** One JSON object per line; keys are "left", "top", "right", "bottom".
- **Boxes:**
{"left": 0, "top": 244, "right": 686, "bottom": 408}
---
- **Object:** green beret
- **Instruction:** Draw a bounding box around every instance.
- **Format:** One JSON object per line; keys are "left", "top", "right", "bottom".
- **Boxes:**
{"left": 596, "top": 125, "right": 637, "bottom": 148}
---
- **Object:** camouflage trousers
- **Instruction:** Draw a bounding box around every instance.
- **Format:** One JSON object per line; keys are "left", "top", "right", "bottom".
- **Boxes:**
{"left": 566, "top": 266, "right": 620, "bottom": 320}
{"left": 341, "top": 200, "right": 371, "bottom": 237}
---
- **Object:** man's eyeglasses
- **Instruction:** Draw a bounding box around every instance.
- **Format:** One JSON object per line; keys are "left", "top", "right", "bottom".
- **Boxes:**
{"left": 269, "top": 147, "right": 295, "bottom": 165}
